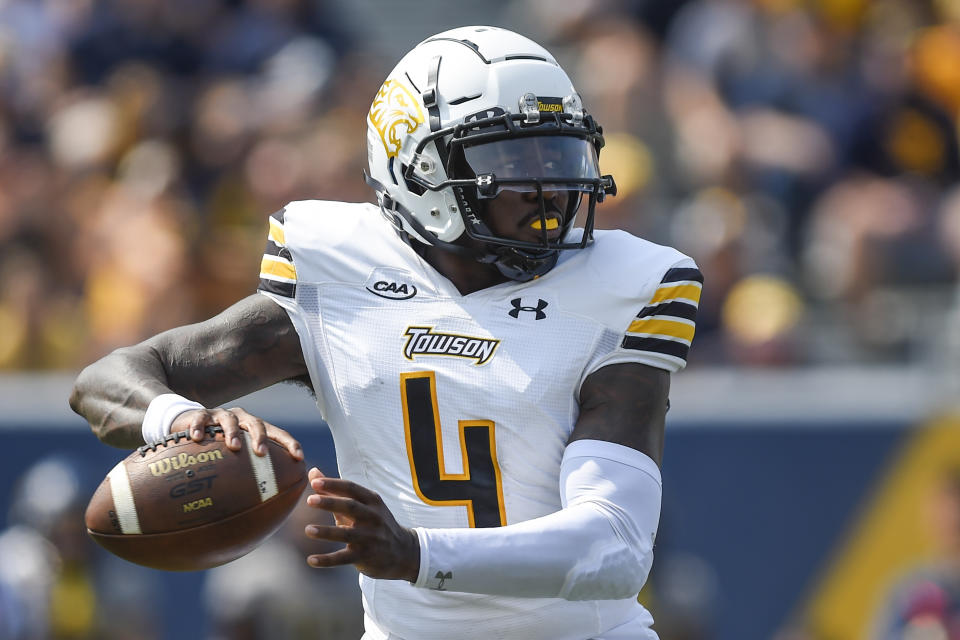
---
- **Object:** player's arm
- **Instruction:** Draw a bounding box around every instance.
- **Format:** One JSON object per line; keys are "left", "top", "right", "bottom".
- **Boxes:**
{"left": 569, "top": 361, "right": 668, "bottom": 462}
{"left": 304, "top": 362, "right": 669, "bottom": 600}
{"left": 69, "top": 294, "right": 307, "bottom": 458}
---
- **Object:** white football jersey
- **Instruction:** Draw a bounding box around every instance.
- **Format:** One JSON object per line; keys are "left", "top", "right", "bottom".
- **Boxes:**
{"left": 258, "top": 200, "right": 701, "bottom": 640}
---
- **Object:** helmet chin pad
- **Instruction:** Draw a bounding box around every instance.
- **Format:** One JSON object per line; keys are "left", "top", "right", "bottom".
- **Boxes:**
{"left": 489, "top": 246, "right": 559, "bottom": 282}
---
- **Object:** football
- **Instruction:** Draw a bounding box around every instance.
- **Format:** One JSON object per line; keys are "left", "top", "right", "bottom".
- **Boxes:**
{"left": 85, "top": 425, "right": 307, "bottom": 571}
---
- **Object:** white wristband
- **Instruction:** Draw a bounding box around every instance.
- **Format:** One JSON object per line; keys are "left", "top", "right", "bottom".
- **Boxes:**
{"left": 141, "top": 393, "right": 205, "bottom": 444}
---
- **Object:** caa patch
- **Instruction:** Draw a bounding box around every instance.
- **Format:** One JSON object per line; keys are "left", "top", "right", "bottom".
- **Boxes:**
{"left": 364, "top": 268, "right": 419, "bottom": 300}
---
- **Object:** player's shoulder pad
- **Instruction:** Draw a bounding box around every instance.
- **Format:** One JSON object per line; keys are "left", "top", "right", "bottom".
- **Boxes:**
{"left": 555, "top": 229, "right": 698, "bottom": 328}
{"left": 556, "top": 229, "right": 703, "bottom": 373}
{"left": 280, "top": 199, "right": 380, "bottom": 253}
{"left": 266, "top": 200, "right": 399, "bottom": 287}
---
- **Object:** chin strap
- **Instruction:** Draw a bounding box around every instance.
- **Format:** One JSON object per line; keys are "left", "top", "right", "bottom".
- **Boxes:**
{"left": 490, "top": 245, "right": 559, "bottom": 282}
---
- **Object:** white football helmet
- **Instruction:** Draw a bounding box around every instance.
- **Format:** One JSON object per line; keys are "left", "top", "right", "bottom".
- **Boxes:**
{"left": 365, "top": 26, "right": 616, "bottom": 281}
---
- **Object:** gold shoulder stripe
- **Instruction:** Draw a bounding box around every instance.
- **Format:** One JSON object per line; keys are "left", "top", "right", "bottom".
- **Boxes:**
{"left": 260, "top": 256, "right": 296, "bottom": 282}
{"left": 627, "top": 317, "right": 696, "bottom": 343}
{"left": 650, "top": 282, "right": 702, "bottom": 306}
{"left": 268, "top": 217, "right": 285, "bottom": 246}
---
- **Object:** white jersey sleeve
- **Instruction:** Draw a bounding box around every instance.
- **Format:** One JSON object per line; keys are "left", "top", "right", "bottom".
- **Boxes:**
{"left": 255, "top": 200, "right": 376, "bottom": 418}
{"left": 571, "top": 230, "right": 702, "bottom": 387}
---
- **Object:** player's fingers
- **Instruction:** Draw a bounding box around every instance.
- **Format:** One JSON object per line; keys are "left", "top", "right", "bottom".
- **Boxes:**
{"left": 171, "top": 410, "right": 212, "bottom": 442}
{"left": 307, "top": 548, "right": 358, "bottom": 569}
{"left": 304, "top": 524, "right": 365, "bottom": 544}
{"left": 310, "top": 477, "right": 383, "bottom": 505}
{"left": 225, "top": 407, "right": 268, "bottom": 455}
{"left": 306, "top": 495, "right": 377, "bottom": 521}
{"left": 306, "top": 473, "right": 354, "bottom": 525}
{"left": 310, "top": 475, "right": 329, "bottom": 495}
{"left": 209, "top": 408, "right": 242, "bottom": 450}
{"left": 263, "top": 422, "right": 304, "bottom": 461}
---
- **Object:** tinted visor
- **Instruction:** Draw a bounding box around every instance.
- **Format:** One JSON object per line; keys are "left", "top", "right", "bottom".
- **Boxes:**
{"left": 462, "top": 136, "right": 600, "bottom": 193}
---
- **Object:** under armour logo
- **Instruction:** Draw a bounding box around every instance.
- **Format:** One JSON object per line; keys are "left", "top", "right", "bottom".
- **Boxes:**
{"left": 434, "top": 571, "right": 452, "bottom": 590}
{"left": 509, "top": 298, "right": 548, "bottom": 320}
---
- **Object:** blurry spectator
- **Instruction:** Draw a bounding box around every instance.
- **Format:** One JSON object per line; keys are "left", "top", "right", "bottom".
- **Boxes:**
{"left": 721, "top": 274, "right": 805, "bottom": 365}
{"left": 645, "top": 551, "right": 718, "bottom": 640}
{"left": 204, "top": 492, "right": 365, "bottom": 640}
{"left": 802, "top": 173, "right": 955, "bottom": 362}
{"left": 0, "top": 454, "right": 160, "bottom": 640}
{"left": 873, "top": 469, "right": 960, "bottom": 639}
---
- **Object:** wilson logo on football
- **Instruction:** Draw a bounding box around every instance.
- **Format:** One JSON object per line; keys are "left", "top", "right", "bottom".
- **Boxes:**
{"left": 403, "top": 326, "right": 500, "bottom": 366}
{"left": 148, "top": 450, "right": 223, "bottom": 477}
{"left": 367, "top": 280, "right": 417, "bottom": 300}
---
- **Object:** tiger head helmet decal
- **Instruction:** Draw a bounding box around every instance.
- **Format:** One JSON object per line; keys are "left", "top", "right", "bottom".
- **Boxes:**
{"left": 368, "top": 79, "right": 425, "bottom": 159}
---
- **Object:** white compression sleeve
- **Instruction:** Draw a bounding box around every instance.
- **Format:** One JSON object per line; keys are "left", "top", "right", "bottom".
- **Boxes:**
{"left": 141, "top": 393, "right": 205, "bottom": 444}
{"left": 412, "top": 439, "right": 662, "bottom": 600}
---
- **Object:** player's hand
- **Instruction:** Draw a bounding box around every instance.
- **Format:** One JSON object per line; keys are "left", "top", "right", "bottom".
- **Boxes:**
{"left": 170, "top": 407, "right": 304, "bottom": 460}
{"left": 304, "top": 467, "right": 420, "bottom": 582}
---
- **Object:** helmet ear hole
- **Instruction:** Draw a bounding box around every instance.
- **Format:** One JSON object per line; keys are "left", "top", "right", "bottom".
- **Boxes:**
{"left": 401, "top": 165, "right": 427, "bottom": 195}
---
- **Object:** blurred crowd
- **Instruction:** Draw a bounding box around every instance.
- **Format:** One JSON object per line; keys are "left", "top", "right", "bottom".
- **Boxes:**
{"left": 0, "top": 454, "right": 163, "bottom": 639}
{"left": 1, "top": 0, "right": 959, "bottom": 370}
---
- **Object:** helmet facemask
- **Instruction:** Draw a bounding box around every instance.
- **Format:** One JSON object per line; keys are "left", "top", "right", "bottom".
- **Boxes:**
{"left": 402, "top": 106, "right": 617, "bottom": 281}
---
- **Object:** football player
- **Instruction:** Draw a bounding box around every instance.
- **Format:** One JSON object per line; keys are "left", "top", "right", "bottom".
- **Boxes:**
{"left": 70, "top": 27, "right": 702, "bottom": 640}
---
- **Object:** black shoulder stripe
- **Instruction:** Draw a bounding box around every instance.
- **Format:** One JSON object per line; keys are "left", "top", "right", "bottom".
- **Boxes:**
{"left": 270, "top": 207, "right": 287, "bottom": 224}
{"left": 264, "top": 240, "right": 293, "bottom": 260}
{"left": 258, "top": 278, "right": 295, "bottom": 299}
{"left": 622, "top": 336, "right": 689, "bottom": 360}
{"left": 661, "top": 267, "right": 703, "bottom": 284}
{"left": 637, "top": 300, "right": 699, "bottom": 321}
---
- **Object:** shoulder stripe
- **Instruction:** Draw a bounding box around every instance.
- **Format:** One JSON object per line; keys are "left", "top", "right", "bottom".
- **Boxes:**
{"left": 661, "top": 267, "right": 703, "bottom": 284}
{"left": 268, "top": 217, "right": 286, "bottom": 246}
{"left": 260, "top": 255, "right": 297, "bottom": 282}
{"left": 258, "top": 208, "right": 294, "bottom": 298}
{"left": 258, "top": 278, "right": 295, "bottom": 298}
{"left": 637, "top": 300, "right": 698, "bottom": 322}
{"left": 627, "top": 317, "right": 696, "bottom": 343}
{"left": 264, "top": 240, "right": 293, "bottom": 261}
{"left": 622, "top": 335, "right": 690, "bottom": 360}
{"left": 650, "top": 282, "right": 702, "bottom": 306}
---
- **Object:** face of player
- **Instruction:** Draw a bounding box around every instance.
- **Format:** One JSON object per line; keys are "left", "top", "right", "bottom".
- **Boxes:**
{"left": 461, "top": 135, "right": 598, "bottom": 246}
{"left": 482, "top": 187, "right": 572, "bottom": 245}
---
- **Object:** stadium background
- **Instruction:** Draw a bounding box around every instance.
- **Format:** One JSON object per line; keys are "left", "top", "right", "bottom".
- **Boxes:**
{"left": 1, "top": 0, "right": 959, "bottom": 638}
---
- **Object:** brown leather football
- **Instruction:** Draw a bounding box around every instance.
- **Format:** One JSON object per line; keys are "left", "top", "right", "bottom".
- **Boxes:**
{"left": 85, "top": 426, "right": 306, "bottom": 571}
